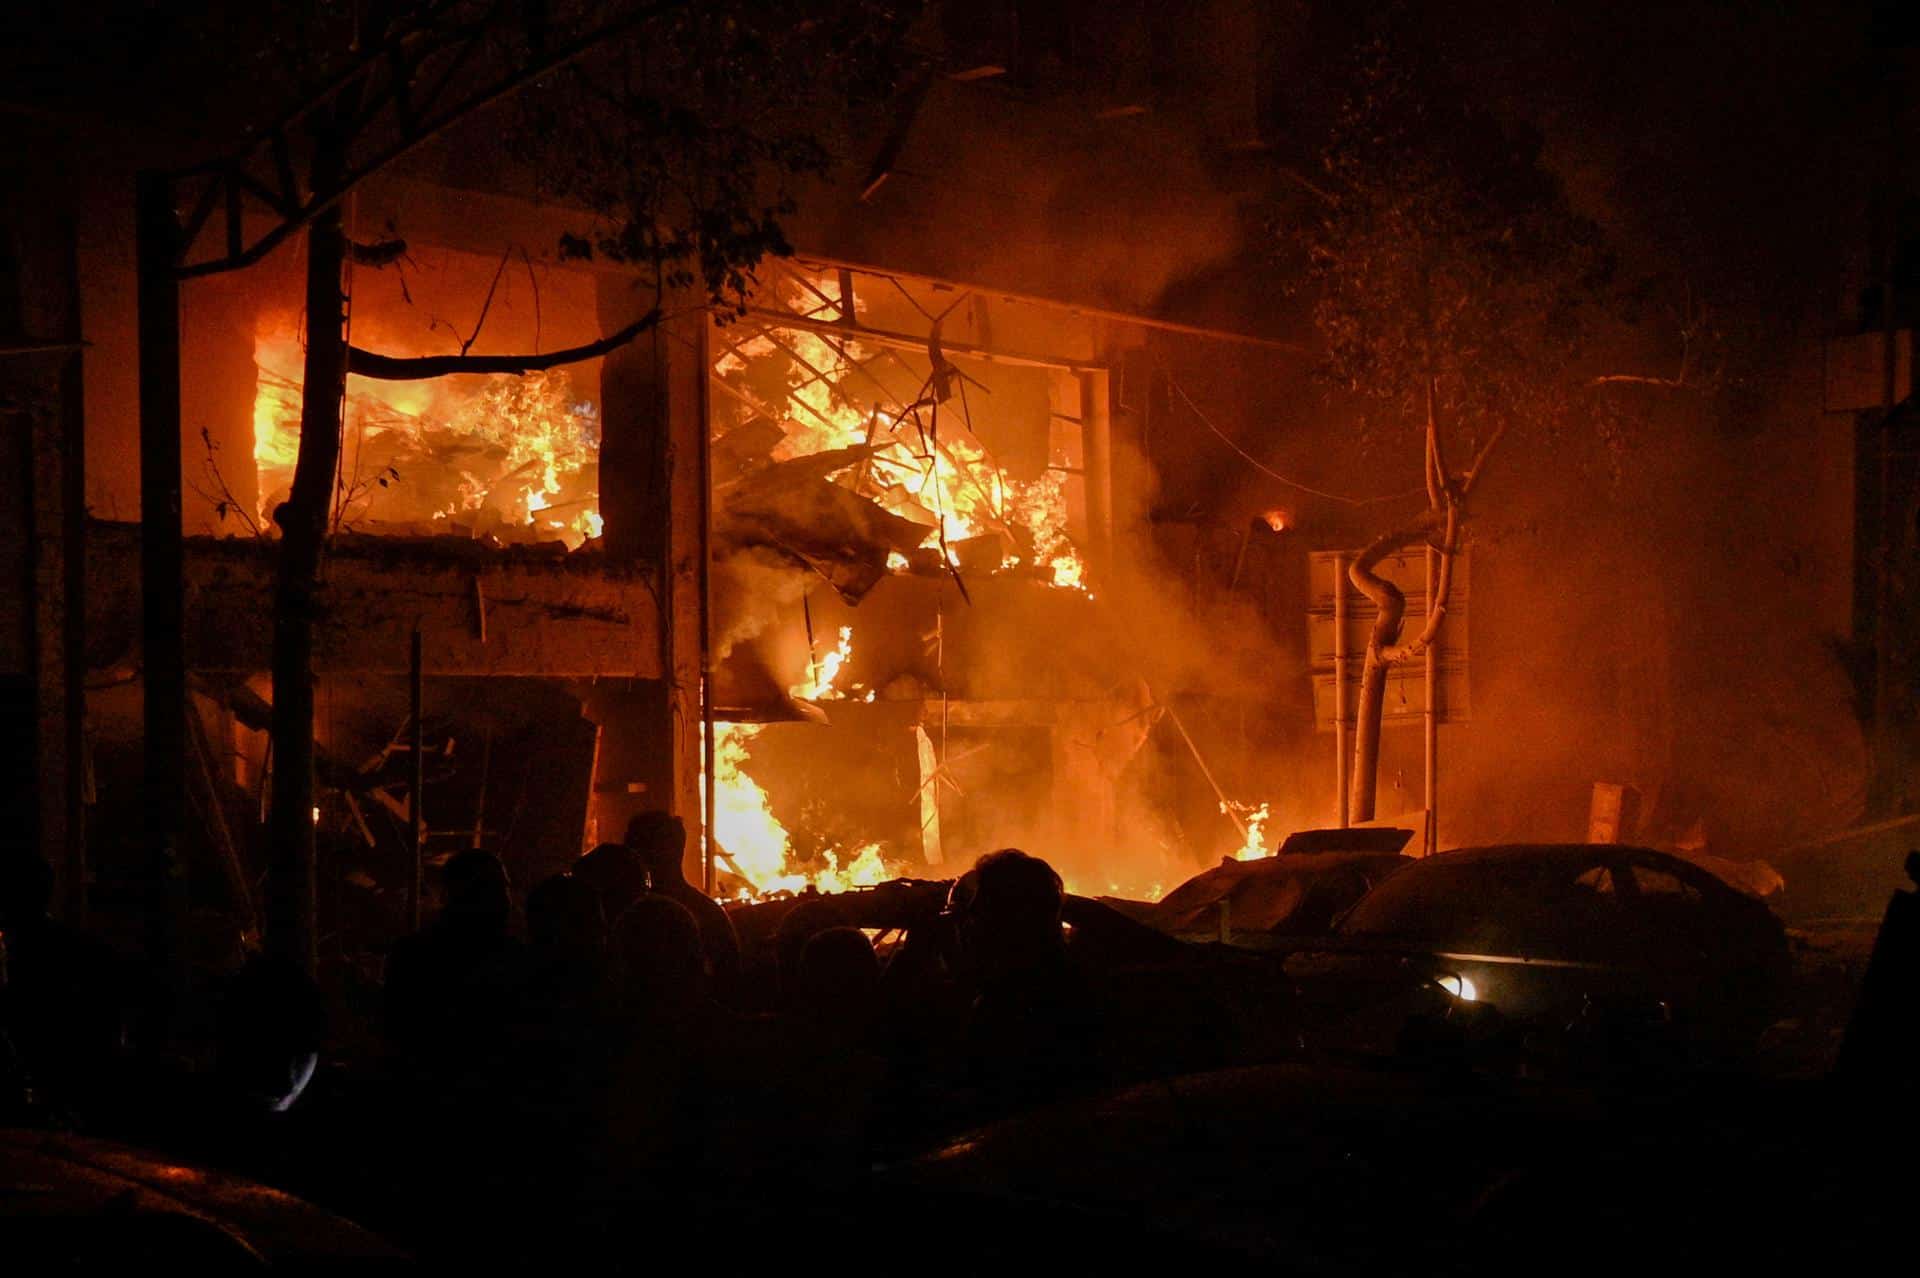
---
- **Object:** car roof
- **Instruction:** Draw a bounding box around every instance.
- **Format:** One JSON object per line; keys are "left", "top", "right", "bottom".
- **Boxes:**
{"left": 1415, "top": 843, "right": 1673, "bottom": 867}
{"left": 1155, "top": 852, "right": 1411, "bottom": 906}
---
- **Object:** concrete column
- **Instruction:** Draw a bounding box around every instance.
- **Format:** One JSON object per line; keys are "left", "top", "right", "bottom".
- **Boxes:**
{"left": 591, "top": 277, "right": 708, "bottom": 878}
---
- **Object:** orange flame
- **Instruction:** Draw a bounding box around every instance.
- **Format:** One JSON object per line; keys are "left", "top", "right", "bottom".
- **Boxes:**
{"left": 716, "top": 277, "right": 1089, "bottom": 591}
{"left": 250, "top": 327, "right": 601, "bottom": 546}
{"left": 1223, "top": 800, "right": 1273, "bottom": 861}
{"left": 707, "top": 626, "right": 902, "bottom": 898}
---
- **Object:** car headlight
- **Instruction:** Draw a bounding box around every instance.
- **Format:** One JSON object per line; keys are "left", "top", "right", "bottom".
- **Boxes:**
{"left": 1436, "top": 972, "right": 1478, "bottom": 1002}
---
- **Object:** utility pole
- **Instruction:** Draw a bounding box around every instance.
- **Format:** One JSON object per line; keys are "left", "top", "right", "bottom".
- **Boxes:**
{"left": 134, "top": 172, "right": 186, "bottom": 997}
{"left": 1871, "top": 48, "right": 1909, "bottom": 817}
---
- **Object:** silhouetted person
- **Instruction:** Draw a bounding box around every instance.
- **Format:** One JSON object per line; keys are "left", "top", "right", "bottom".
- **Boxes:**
{"left": 216, "top": 954, "right": 325, "bottom": 1116}
{"left": 526, "top": 872, "right": 610, "bottom": 1015}
{"left": 594, "top": 895, "right": 718, "bottom": 1188}
{"left": 521, "top": 872, "right": 613, "bottom": 1089}
{"left": 506, "top": 873, "right": 616, "bottom": 1225}
{"left": 0, "top": 849, "right": 127, "bottom": 1120}
{"left": 379, "top": 852, "right": 535, "bottom": 1257}
{"left": 383, "top": 850, "right": 527, "bottom": 1080}
{"left": 575, "top": 842, "right": 650, "bottom": 921}
{"left": 774, "top": 896, "right": 844, "bottom": 1006}
{"left": 747, "top": 925, "right": 886, "bottom": 1188}
{"left": 951, "top": 849, "right": 1106, "bottom": 1111}
{"left": 626, "top": 812, "right": 742, "bottom": 1002}
{"left": 793, "top": 926, "right": 881, "bottom": 1038}
{"left": 137, "top": 954, "right": 335, "bottom": 1191}
{"left": 613, "top": 894, "right": 711, "bottom": 1019}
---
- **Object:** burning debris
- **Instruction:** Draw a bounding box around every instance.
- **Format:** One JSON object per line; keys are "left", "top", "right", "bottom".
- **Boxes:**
{"left": 696, "top": 265, "right": 1136, "bottom": 897}
{"left": 710, "top": 270, "right": 1092, "bottom": 596}
{"left": 252, "top": 325, "right": 604, "bottom": 546}
{"left": 710, "top": 625, "right": 896, "bottom": 897}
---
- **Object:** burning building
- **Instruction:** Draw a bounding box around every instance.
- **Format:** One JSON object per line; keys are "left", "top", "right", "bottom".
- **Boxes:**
{"left": 3, "top": 0, "right": 1909, "bottom": 967}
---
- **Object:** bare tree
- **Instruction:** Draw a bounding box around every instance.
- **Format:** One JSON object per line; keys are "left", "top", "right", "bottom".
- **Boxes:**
{"left": 1303, "top": 22, "right": 1701, "bottom": 822}
{"left": 205, "top": 0, "right": 917, "bottom": 968}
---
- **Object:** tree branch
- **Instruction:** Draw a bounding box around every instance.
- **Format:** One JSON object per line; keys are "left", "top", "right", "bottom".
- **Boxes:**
{"left": 1424, "top": 375, "right": 1454, "bottom": 507}
{"left": 1277, "top": 165, "right": 1338, "bottom": 206}
{"left": 1459, "top": 418, "right": 1509, "bottom": 496}
{"left": 1379, "top": 500, "right": 1460, "bottom": 665}
{"left": 460, "top": 248, "right": 513, "bottom": 355}
{"left": 1590, "top": 307, "right": 1700, "bottom": 390}
{"left": 1588, "top": 372, "right": 1693, "bottom": 388}
{"left": 347, "top": 306, "right": 661, "bottom": 380}
{"left": 1347, "top": 507, "right": 1445, "bottom": 661}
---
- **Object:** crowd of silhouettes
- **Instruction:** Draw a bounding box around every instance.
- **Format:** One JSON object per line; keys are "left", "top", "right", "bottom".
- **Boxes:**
{"left": 0, "top": 823, "right": 1141, "bottom": 1258}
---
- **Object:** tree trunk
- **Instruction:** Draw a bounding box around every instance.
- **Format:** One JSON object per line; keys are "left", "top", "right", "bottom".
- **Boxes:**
{"left": 1349, "top": 648, "right": 1390, "bottom": 823}
{"left": 134, "top": 172, "right": 186, "bottom": 1007}
{"left": 1348, "top": 399, "right": 1492, "bottom": 824}
{"left": 266, "top": 133, "right": 348, "bottom": 974}
{"left": 1348, "top": 567, "right": 1407, "bottom": 824}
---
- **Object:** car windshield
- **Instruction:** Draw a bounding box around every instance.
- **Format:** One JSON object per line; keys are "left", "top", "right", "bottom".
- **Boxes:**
{"left": 1339, "top": 856, "right": 1623, "bottom": 956}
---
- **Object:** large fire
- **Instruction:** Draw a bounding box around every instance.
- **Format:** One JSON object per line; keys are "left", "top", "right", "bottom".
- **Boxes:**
{"left": 250, "top": 325, "right": 603, "bottom": 546}
{"left": 709, "top": 626, "right": 898, "bottom": 898}
{"left": 713, "top": 277, "right": 1089, "bottom": 590}
{"left": 699, "top": 273, "right": 1099, "bottom": 899}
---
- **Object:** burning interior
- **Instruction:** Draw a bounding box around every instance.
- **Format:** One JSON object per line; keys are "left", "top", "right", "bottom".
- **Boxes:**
{"left": 247, "top": 246, "right": 608, "bottom": 547}
{"left": 144, "top": 240, "right": 1271, "bottom": 929}
{"left": 703, "top": 262, "right": 1126, "bottom": 896}
{"left": 11, "top": 5, "right": 1918, "bottom": 1261}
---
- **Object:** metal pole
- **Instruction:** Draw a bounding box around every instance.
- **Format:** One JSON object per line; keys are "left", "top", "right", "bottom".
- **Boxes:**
{"left": 408, "top": 627, "right": 424, "bottom": 932}
{"left": 1424, "top": 544, "right": 1438, "bottom": 856}
{"left": 61, "top": 312, "right": 88, "bottom": 925}
{"left": 1083, "top": 369, "right": 1115, "bottom": 577}
{"left": 1161, "top": 698, "right": 1251, "bottom": 845}
{"left": 135, "top": 170, "right": 186, "bottom": 987}
{"left": 1872, "top": 68, "right": 1901, "bottom": 813}
{"left": 1334, "top": 553, "right": 1350, "bottom": 829}
{"left": 702, "top": 696, "right": 717, "bottom": 894}
{"left": 699, "top": 311, "right": 717, "bottom": 896}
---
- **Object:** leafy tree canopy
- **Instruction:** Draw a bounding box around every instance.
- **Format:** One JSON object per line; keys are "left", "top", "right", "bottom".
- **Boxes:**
{"left": 513, "top": 1, "right": 920, "bottom": 310}
{"left": 1305, "top": 16, "right": 1617, "bottom": 460}
{"left": 4, "top": 1, "right": 924, "bottom": 314}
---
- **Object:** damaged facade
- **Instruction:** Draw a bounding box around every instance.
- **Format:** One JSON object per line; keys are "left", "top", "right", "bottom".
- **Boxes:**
{"left": 3, "top": 0, "right": 1909, "bottom": 963}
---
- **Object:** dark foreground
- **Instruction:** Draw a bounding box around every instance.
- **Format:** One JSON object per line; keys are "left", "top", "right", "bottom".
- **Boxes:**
{"left": 3, "top": 837, "right": 1914, "bottom": 1271}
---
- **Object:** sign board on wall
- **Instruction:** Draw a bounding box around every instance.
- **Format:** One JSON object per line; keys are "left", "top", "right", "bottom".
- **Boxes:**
{"left": 1308, "top": 547, "right": 1470, "bottom": 729}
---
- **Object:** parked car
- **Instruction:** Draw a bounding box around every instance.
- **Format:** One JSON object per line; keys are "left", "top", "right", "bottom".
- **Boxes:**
{"left": 725, "top": 877, "right": 1302, "bottom": 1079}
{"left": 0, "top": 1130, "right": 403, "bottom": 1266}
{"left": 1148, "top": 843, "right": 1414, "bottom": 943}
{"left": 1288, "top": 843, "right": 1791, "bottom": 1068}
{"left": 727, "top": 876, "right": 1190, "bottom": 985}
{"left": 876, "top": 1062, "right": 1898, "bottom": 1273}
